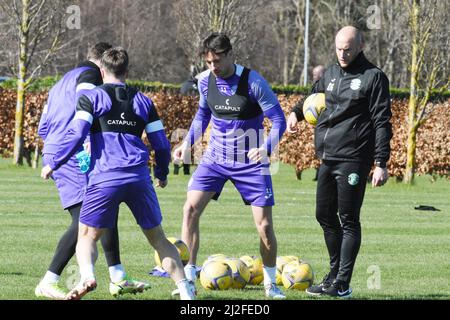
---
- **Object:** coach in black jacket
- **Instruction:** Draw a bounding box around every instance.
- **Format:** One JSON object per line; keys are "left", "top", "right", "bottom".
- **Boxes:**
{"left": 287, "top": 26, "right": 392, "bottom": 298}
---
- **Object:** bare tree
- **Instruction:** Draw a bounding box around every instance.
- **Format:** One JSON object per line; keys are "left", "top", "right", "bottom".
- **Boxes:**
{"left": 59, "top": 0, "right": 185, "bottom": 83}
{"left": 1, "top": 0, "right": 448, "bottom": 89}
{"left": 378, "top": 1, "right": 409, "bottom": 87}
{"left": 0, "top": 0, "right": 68, "bottom": 165}
{"left": 172, "top": 0, "right": 259, "bottom": 75}
{"left": 0, "top": 11, "right": 16, "bottom": 75}
{"left": 403, "top": 0, "right": 449, "bottom": 184}
{"left": 270, "top": 0, "right": 306, "bottom": 85}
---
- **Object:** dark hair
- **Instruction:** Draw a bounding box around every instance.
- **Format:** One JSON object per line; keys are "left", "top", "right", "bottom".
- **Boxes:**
{"left": 87, "top": 42, "right": 113, "bottom": 61}
{"left": 199, "top": 33, "right": 232, "bottom": 57}
{"left": 100, "top": 47, "right": 129, "bottom": 78}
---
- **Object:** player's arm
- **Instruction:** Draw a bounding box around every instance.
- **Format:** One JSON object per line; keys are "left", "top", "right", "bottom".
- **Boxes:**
{"left": 75, "top": 67, "right": 102, "bottom": 150}
{"left": 75, "top": 67, "right": 102, "bottom": 98}
{"left": 287, "top": 75, "right": 326, "bottom": 133}
{"left": 185, "top": 94, "right": 212, "bottom": 147}
{"left": 248, "top": 71, "right": 287, "bottom": 162}
{"left": 368, "top": 72, "right": 392, "bottom": 187}
{"left": 144, "top": 99, "right": 171, "bottom": 187}
{"left": 41, "top": 95, "right": 94, "bottom": 179}
{"left": 173, "top": 94, "right": 211, "bottom": 161}
{"left": 37, "top": 102, "right": 49, "bottom": 139}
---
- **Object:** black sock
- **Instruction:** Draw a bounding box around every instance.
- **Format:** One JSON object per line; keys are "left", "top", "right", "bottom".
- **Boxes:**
{"left": 100, "top": 223, "right": 121, "bottom": 267}
{"left": 47, "top": 204, "right": 81, "bottom": 275}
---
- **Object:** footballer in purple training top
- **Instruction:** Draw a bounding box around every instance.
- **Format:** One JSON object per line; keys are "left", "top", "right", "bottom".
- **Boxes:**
{"left": 45, "top": 82, "right": 170, "bottom": 229}
{"left": 174, "top": 33, "right": 287, "bottom": 299}
{"left": 185, "top": 63, "right": 286, "bottom": 206}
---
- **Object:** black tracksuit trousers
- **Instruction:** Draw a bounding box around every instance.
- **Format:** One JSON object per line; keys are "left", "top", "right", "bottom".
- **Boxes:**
{"left": 315, "top": 160, "right": 371, "bottom": 285}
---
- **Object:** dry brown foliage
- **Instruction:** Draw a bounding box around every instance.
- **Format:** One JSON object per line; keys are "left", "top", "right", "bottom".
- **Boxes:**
{"left": 0, "top": 88, "right": 448, "bottom": 178}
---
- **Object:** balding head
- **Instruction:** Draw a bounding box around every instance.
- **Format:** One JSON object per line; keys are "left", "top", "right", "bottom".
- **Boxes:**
{"left": 335, "top": 26, "right": 364, "bottom": 68}
{"left": 312, "top": 65, "right": 326, "bottom": 82}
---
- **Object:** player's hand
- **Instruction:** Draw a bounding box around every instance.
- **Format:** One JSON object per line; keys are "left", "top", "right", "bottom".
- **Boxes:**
{"left": 173, "top": 141, "right": 189, "bottom": 163}
{"left": 372, "top": 166, "right": 388, "bottom": 187}
{"left": 248, "top": 147, "right": 268, "bottom": 164}
{"left": 41, "top": 165, "right": 53, "bottom": 180}
{"left": 83, "top": 142, "right": 91, "bottom": 155}
{"left": 155, "top": 178, "right": 168, "bottom": 188}
{"left": 287, "top": 112, "right": 298, "bottom": 133}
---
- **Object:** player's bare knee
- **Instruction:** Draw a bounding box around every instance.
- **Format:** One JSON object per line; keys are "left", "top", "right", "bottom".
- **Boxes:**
{"left": 90, "top": 229, "right": 103, "bottom": 241}
{"left": 183, "top": 202, "right": 201, "bottom": 221}
{"left": 79, "top": 224, "right": 102, "bottom": 241}
{"left": 256, "top": 221, "right": 273, "bottom": 237}
{"left": 161, "top": 256, "right": 177, "bottom": 272}
{"left": 142, "top": 225, "right": 166, "bottom": 248}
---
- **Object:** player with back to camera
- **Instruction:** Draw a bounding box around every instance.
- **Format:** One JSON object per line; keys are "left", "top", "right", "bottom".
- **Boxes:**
{"left": 36, "top": 42, "right": 150, "bottom": 299}
{"left": 41, "top": 47, "right": 196, "bottom": 300}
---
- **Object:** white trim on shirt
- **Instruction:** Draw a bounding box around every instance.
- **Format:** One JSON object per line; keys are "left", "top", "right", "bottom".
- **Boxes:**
{"left": 74, "top": 111, "right": 94, "bottom": 124}
{"left": 76, "top": 83, "right": 96, "bottom": 92}
{"left": 235, "top": 64, "right": 244, "bottom": 76}
{"left": 146, "top": 120, "right": 164, "bottom": 133}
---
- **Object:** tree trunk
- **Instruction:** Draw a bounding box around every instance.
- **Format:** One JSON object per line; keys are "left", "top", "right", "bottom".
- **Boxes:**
{"left": 404, "top": 119, "right": 418, "bottom": 184}
{"left": 32, "top": 143, "right": 39, "bottom": 169}
{"left": 13, "top": 0, "right": 30, "bottom": 166}
{"left": 13, "top": 79, "right": 25, "bottom": 165}
{"left": 281, "top": 11, "right": 289, "bottom": 86}
{"left": 403, "top": 0, "right": 419, "bottom": 184}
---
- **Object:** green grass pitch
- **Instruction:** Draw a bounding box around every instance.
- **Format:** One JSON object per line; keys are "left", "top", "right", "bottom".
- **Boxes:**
{"left": 0, "top": 158, "right": 449, "bottom": 300}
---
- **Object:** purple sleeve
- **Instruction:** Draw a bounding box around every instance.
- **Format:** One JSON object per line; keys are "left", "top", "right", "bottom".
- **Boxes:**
{"left": 186, "top": 94, "right": 211, "bottom": 146}
{"left": 47, "top": 120, "right": 91, "bottom": 170}
{"left": 263, "top": 104, "right": 287, "bottom": 156}
{"left": 147, "top": 130, "right": 171, "bottom": 181}
{"left": 38, "top": 106, "right": 48, "bottom": 139}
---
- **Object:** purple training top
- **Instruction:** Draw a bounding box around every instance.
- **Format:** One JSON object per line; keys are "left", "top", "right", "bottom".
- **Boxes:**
{"left": 47, "top": 83, "right": 171, "bottom": 186}
{"left": 37, "top": 61, "right": 102, "bottom": 209}
{"left": 38, "top": 61, "right": 102, "bottom": 154}
{"left": 187, "top": 64, "right": 286, "bottom": 166}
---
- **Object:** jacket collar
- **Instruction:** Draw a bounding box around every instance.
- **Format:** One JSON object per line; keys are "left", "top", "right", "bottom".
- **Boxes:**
{"left": 77, "top": 60, "right": 100, "bottom": 70}
{"left": 337, "top": 51, "right": 368, "bottom": 73}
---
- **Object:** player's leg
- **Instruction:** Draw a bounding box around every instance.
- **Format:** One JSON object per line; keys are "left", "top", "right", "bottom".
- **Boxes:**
{"left": 99, "top": 222, "right": 150, "bottom": 297}
{"left": 47, "top": 204, "right": 80, "bottom": 275}
{"left": 100, "top": 223, "right": 149, "bottom": 297}
{"left": 182, "top": 163, "right": 226, "bottom": 281}
{"left": 252, "top": 206, "right": 277, "bottom": 268}
{"left": 232, "top": 164, "right": 285, "bottom": 299}
{"left": 173, "top": 163, "right": 180, "bottom": 175}
{"left": 35, "top": 204, "right": 81, "bottom": 299}
{"left": 183, "top": 163, "right": 190, "bottom": 175}
{"left": 66, "top": 184, "right": 122, "bottom": 300}
{"left": 182, "top": 190, "right": 215, "bottom": 266}
{"left": 66, "top": 223, "right": 103, "bottom": 300}
{"left": 36, "top": 155, "right": 86, "bottom": 299}
{"left": 307, "top": 161, "right": 340, "bottom": 296}
{"left": 125, "top": 179, "right": 196, "bottom": 300}
{"left": 322, "top": 161, "right": 370, "bottom": 298}
{"left": 143, "top": 225, "right": 184, "bottom": 280}
{"left": 142, "top": 225, "right": 196, "bottom": 300}
{"left": 230, "top": 166, "right": 278, "bottom": 271}
{"left": 316, "top": 162, "right": 341, "bottom": 276}
{"left": 98, "top": 184, "right": 153, "bottom": 298}
{"left": 100, "top": 224, "right": 125, "bottom": 282}
{"left": 251, "top": 206, "right": 285, "bottom": 299}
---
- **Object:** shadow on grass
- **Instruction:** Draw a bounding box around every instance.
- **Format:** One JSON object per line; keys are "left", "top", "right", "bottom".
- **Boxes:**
{"left": 0, "top": 272, "right": 24, "bottom": 276}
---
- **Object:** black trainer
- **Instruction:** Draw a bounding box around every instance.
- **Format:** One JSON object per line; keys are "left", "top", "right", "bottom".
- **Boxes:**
{"left": 305, "top": 273, "right": 334, "bottom": 296}
{"left": 322, "top": 280, "right": 352, "bottom": 298}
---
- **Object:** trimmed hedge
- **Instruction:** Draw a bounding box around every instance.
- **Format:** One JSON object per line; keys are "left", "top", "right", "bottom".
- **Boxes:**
{"left": 1, "top": 77, "right": 449, "bottom": 100}
{"left": 0, "top": 88, "right": 448, "bottom": 178}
